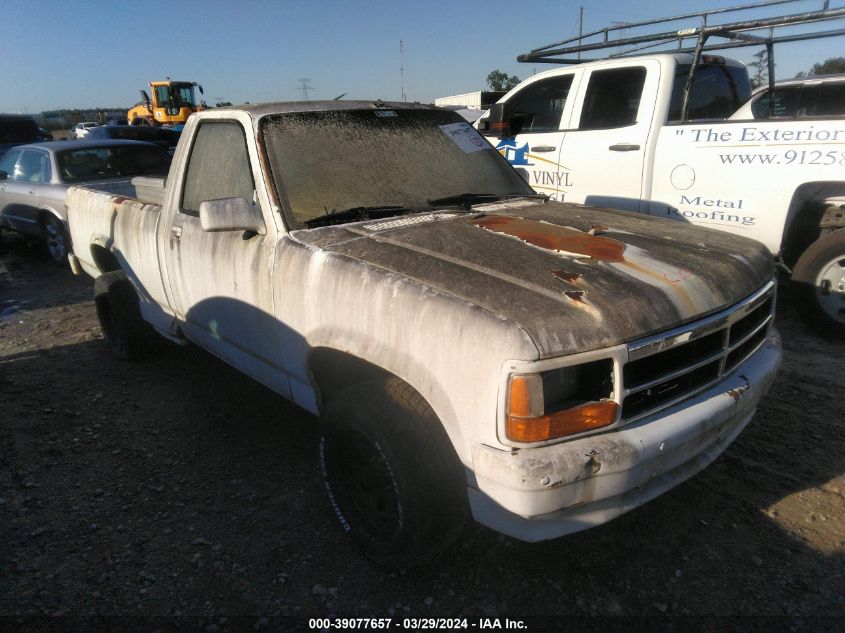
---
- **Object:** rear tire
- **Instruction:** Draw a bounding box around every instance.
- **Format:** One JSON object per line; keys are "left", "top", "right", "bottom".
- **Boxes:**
{"left": 94, "top": 271, "right": 154, "bottom": 360}
{"left": 320, "top": 377, "right": 468, "bottom": 569}
{"left": 791, "top": 229, "right": 845, "bottom": 338}
{"left": 42, "top": 215, "right": 69, "bottom": 265}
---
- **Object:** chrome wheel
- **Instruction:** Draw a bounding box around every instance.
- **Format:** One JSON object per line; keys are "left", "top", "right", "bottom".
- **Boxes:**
{"left": 43, "top": 217, "right": 67, "bottom": 264}
{"left": 815, "top": 253, "right": 845, "bottom": 324}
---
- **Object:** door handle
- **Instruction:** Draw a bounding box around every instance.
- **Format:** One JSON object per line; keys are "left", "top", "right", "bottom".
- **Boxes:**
{"left": 609, "top": 144, "right": 641, "bottom": 152}
{"left": 530, "top": 145, "right": 557, "bottom": 152}
{"left": 170, "top": 226, "right": 182, "bottom": 242}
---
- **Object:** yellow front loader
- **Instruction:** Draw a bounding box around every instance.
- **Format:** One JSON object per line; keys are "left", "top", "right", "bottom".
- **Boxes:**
{"left": 127, "top": 80, "right": 205, "bottom": 129}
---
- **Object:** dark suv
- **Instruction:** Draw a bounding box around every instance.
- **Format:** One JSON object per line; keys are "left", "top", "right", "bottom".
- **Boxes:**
{"left": 0, "top": 115, "right": 45, "bottom": 158}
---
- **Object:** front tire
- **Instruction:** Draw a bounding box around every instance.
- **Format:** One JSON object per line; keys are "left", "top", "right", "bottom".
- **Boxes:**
{"left": 94, "top": 271, "right": 154, "bottom": 360}
{"left": 791, "top": 229, "right": 845, "bottom": 338}
{"left": 320, "top": 377, "right": 467, "bottom": 569}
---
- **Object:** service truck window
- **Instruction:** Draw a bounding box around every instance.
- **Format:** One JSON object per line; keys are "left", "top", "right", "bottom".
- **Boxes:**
{"left": 669, "top": 64, "right": 751, "bottom": 121}
{"left": 181, "top": 122, "right": 254, "bottom": 215}
{"left": 503, "top": 75, "right": 574, "bottom": 134}
{"left": 579, "top": 67, "right": 646, "bottom": 130}
{"left": 261, "top": 109, "right": 533, "bottom": 229}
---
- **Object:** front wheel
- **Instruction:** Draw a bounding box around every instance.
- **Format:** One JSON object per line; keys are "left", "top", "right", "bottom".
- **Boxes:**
{"left": 42, "top": 215, "right": 69, "bottom": 265}
{"left": 320, "top": 377, "right": 468, "bottom": 569}
{"left": 791, "top": 229, "right": 845, "bottom": 338}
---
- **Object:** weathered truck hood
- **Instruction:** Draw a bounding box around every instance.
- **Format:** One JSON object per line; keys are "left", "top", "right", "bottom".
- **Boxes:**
{"left": 292, "top": 201, "right": 774, "bottom": 357}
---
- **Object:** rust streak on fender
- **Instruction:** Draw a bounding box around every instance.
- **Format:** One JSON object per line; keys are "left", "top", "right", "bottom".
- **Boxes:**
{"left": 472, "top": 216, "right": 626, "bottom": 263}
{"left": 551, "top": 270, "right": 582, "bottom": 283}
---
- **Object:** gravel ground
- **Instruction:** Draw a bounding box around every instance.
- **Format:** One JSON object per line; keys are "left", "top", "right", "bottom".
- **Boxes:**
{"left": 1, "top": 231, "right": 843, "bottom": 632}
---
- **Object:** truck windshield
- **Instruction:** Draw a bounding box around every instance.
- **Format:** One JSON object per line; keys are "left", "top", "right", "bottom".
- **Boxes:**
{"left": 155, "top": 85, "right": 196, "bottom": 108}
{"left": 260, "top": 108, "right": 534, "bottom": 228}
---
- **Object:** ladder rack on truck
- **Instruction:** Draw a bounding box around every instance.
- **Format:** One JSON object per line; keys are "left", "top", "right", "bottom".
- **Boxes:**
{"left": 518, "top": 0, "right": 845, "bottom": 120}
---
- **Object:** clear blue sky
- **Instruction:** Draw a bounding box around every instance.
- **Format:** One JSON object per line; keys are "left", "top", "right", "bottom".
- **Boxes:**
{"left": 2, "top": 0, "right": 842, "bottom": 113}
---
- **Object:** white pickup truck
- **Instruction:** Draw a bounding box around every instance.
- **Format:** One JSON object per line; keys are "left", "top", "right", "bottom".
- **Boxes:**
{"left": 479, "top": 53, "right": 845, "bottom": 334}
{"left": 66, "top": 101, "right": 781, "bottom": 567}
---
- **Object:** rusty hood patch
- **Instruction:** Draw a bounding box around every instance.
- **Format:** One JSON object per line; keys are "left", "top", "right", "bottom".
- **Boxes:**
{"left": 291, "top": 202, "right": 774, "bottom": 357}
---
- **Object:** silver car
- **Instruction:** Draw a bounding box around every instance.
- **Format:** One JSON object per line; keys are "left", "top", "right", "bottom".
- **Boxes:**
{"left": 0, "top": 140, "right": 171, "bottom": 263}
{"left": 731, "top": 74, "right": 845, "bottom": 119}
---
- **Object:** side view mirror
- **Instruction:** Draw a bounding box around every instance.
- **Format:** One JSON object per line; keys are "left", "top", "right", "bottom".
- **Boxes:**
{"left": 487, "top": 102, "right": 513, "bottom": 139}
{"left": 199, "top": 197, "right": 266, "bottom": 235}
{"left": 0, "top": 170, "right": 8, "bottom": 181}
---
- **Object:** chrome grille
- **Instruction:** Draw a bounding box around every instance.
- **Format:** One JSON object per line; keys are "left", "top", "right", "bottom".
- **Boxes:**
{"left": 622, "top": 281, "right": 775, "bottom": 421}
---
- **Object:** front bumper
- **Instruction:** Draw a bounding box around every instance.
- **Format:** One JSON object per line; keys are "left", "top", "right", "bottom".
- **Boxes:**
{"left": 468, "top": 332, "right": 781, "bottom": 542}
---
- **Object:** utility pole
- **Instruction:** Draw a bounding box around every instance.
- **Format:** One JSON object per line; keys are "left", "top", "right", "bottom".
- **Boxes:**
{"left": 400, "top": 40, "right": 406, "bottom": 102}
{"left": 297, "top": 78, "right": 313, "bottom": 101}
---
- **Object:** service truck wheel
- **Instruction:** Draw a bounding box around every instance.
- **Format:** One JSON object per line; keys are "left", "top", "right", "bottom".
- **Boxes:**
{"left": 42, "top": 215, "right": 69, "bottom": 265}
{"left": 94, "top": 271, "right": 153, "bottom": 360}
{"left": 792, "top": 229, "right": 845, "bottom": 338}
{"left": 320, "top": 377, "right": 467, "bottom": 569}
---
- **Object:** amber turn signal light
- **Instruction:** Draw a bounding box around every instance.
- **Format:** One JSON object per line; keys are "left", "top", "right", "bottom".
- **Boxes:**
{"left": 506, "top": 401, "right": 619, "bottom": 443}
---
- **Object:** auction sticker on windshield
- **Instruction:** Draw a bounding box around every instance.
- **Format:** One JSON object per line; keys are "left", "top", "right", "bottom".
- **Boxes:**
{"left": 440, "top": 122, "right": 490, "bottom": 154}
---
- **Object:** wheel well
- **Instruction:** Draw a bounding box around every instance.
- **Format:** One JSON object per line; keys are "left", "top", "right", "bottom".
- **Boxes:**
{"left": 782, "top": 182, "right": 845, "bottom": 267}
{"left": 308, "top": 348, "right": 399, "bottom": 414}
{"left": 36, "top": 209, "right": 59, "bottom": 229}
{"left": 90, "top": 244, "right": 121, "bottom": 273}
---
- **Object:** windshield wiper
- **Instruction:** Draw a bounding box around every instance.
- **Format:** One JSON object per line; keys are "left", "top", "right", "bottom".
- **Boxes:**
{"left": 304, "top": 205, "right": 409, "bottom": 229}
{"left": 427, "top": 192, "right": 548, "bottom": 210}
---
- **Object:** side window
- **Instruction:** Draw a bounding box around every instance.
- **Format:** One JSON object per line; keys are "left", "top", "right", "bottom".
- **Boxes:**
{"left": 803, "top": 83, "right": 845, "bottom": 116}
{"left": 41, "top": 153, "right": 51, "bottom": 182}
{"left": 0, "top": 149, "right": 21, "bottom": 179}
{"left": 579, "top": 67, "right": 646, "bottom": 130}
{"left": 15, "top": 150, "right": 46, "bottom": 183}
{"left": 181, "top": 121, "right": 255, "bottom": 215}
{"left": 506, "top": 75, "right": 574, "bottom": 134}
{"left": 752, "top": 86, "right": 801, "bottom": 118}
{"left": 668, "top": 64, "right": 751, "bottom": 121}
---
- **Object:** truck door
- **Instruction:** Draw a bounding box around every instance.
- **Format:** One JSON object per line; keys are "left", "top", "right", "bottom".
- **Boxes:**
{"left": 162, "top": 119, "right": 292, "bottom": 398}
{"left": 558, "top": 61, "right": 659, "bottom": 211}
{"left": 485, "top": 71, "right": 579, "bottom": 201}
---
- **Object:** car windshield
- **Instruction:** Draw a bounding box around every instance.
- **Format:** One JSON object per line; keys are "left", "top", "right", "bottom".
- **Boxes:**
{"left": 58, "top": 146, "right": 171, "bottom": 182}
{"left": 261, "top": 108, "right": 533, "bottom": 228}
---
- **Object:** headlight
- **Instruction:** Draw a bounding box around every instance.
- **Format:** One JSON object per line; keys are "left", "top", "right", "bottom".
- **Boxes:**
{"left": 505, "top": 360, "right": 618, "bottom": 443}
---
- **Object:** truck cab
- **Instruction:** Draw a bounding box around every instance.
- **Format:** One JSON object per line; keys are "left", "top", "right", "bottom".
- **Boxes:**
{"left": 478, "top": 54, "right": 750, "bottom": 209}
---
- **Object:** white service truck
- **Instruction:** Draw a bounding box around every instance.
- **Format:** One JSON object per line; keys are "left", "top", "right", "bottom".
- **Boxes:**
{"left": 65, "top": 101, "right": 781, "bottom": 567}
{"left": 479, "top": 52, "right": 845, "bottom": 335}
